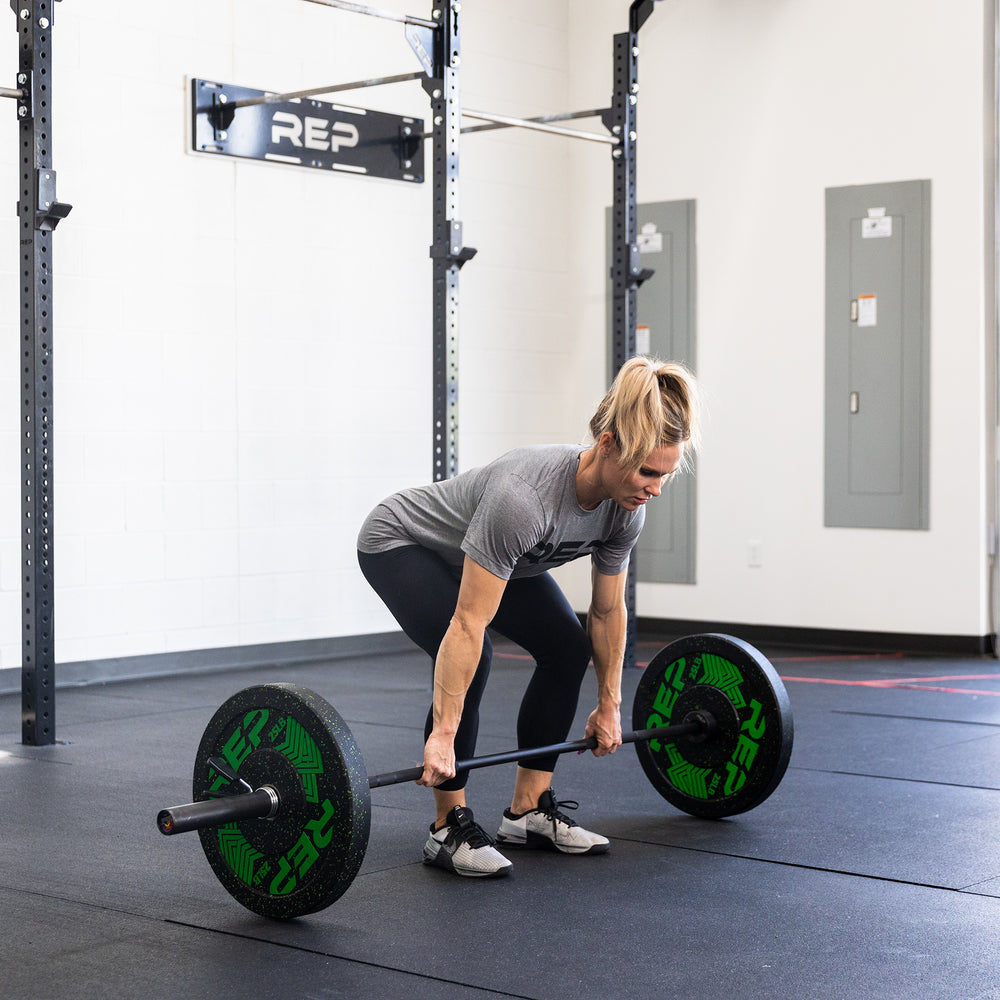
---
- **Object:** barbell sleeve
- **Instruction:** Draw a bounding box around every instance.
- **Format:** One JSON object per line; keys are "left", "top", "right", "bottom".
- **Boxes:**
{"left": 157, "top": 785, "right": 279, "bottom": 836}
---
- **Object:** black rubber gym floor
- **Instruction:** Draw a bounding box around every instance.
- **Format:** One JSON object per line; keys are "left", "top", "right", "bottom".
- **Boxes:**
{"left": 3, "top": 636, "right": 1000, "bottom": 1000}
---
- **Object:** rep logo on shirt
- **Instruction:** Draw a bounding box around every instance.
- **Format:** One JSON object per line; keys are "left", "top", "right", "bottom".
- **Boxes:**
{"left": 522, "top": 540, "right": 602, "bottom": 567}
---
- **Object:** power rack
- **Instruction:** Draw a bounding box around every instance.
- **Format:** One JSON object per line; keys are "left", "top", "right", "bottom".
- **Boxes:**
{"left": 13, "top": 0, "right": 665, "bottom": 743}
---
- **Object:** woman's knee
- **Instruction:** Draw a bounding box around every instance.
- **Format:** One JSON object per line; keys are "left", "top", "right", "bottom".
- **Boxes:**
{"left": 544, "top": 624, "right": 592, "bottom": 678}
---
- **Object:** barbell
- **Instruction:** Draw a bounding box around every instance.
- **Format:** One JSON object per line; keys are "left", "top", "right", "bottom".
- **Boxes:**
{"left": 156, "top": 633, "right": 793, "bottom": 919}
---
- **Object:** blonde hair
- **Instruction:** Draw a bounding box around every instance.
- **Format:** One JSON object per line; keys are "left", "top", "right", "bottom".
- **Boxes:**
{"left": 588, "top": 356, "right": 701, "bottom": 470}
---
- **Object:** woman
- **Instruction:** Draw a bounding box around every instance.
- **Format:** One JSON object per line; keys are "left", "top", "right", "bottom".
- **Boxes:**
{"left": 357, "top": 356, "right": 700, "bottom": 878}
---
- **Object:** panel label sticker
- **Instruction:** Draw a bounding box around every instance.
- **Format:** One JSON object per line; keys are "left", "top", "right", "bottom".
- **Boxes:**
{"left": 638, "top": 222, "right": 663, "bottom": 253}
{"left": 636, "top": 324, "right": 651, "bottom": 355}
{"left": 862, "top": 208, "right": 893, "bottom": 239}
{"left": 857, "top": 293, "right": 877, "bottom": 327}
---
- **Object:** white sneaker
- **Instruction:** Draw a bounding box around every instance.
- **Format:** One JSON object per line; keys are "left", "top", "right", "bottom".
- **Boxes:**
{"left": 496, "top": 789, "right": 610, "bottom": 855}
{"left": 423, "top": 805, "right": 513, "bottom": 878}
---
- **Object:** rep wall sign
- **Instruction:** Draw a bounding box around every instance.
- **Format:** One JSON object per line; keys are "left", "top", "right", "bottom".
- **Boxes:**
{"left": 191, "top": 79, "right": 424, "bottom": 184}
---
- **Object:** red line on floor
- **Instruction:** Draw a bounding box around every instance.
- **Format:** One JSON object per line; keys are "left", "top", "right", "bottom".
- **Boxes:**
{"left": 779, "top": 675, "right": 1000, "bottom": 696}
{"left": 877, "top": 674, "right": 1000, "bottom": 683}
{"left": 771, "top": 653, "right": 906, "bottom": 663}
{"left": 495, "top": 649, "right": 1000, "bottom": 696}
{"left": 880, "top": 684, "right": 1000, "bottom": 696}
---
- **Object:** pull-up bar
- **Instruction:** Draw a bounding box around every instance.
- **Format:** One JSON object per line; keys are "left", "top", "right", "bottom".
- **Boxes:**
{"left": 460, "top": 108, "right": 619, "bottom": 145}
{"left": 0, "top": 85, "right": 23, "bottom": 99}
{"left": 209, "top": 72, "right": 617, "bottom": 147}
{"left": 460, "top": 107, "right": 610, "bottom": 136}
{"left": 220, "top": 71, "right": 425, "bottom": 111}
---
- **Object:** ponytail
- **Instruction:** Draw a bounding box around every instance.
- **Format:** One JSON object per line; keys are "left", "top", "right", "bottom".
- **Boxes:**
{"left": 588, "top": 356, "right": 701, "bottom": 470}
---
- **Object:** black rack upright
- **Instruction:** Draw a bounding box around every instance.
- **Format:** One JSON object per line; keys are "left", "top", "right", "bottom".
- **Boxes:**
{"left": 607, "top": 0, "right": 659, "bottom": 668}
{"left": 15, "top": 0, "right": 71, "bottom": 745}
{"left": 425, "top": 0, "right": 474, "bottom": 482}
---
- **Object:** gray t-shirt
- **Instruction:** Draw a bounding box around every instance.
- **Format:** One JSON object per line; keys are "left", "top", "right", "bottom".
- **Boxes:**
{"left": 357, "top": 444, "right": 643, "bottom": 580}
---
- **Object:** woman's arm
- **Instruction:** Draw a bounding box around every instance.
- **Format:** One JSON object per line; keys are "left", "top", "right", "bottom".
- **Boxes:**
{"left": 418, "top": 554, "right": 508, "bottom": 787}
{"left": 584, "top": 565, "right": 628, "bottom": 756}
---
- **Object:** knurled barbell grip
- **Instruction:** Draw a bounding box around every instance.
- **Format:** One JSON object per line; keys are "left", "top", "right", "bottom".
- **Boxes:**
{"left": 367, "top": 717, "right": 708, "bottom": 789}
{"left": 157, "top": 785, "right": 279, "bottom": 836}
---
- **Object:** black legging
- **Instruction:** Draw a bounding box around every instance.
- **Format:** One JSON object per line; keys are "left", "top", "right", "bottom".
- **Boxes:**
{"left": 357, "top": 545, "right": 593, "bottom": 791}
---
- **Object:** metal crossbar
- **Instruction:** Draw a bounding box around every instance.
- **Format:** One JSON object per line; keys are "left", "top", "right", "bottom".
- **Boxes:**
{"left": 223, "top": 71, "right": 425, "bottom": 110}
{"left": 298, "top": 0, "right": 437, "bottom": 30}
{"left": 461, "top": 108, "right": 618, "bottom": 145}
{"left": 460, "top": 107, "right": 609, "bottom": 136}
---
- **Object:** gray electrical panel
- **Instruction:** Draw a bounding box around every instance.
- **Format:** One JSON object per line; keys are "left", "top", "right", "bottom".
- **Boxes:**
{"left": 824, "top": 180, "right": 930, "bottom": 530}
{"left": 606, "top": 199, "right": 697, "bottom": 583}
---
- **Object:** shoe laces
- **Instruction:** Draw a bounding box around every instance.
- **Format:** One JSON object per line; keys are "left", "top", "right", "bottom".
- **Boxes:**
{"left": 537, "top": 791, "right": 580, "bottom": 830}
{"left": 450, "top": 807, "right": 498, "bottom": 850}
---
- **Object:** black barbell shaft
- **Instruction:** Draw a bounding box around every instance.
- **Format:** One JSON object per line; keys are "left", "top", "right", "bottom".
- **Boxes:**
{"left": 157, "top": 716, "right": 707, "bottom": 836}
{"left": 368, "top": 719, "right": 705, "bottom": 789}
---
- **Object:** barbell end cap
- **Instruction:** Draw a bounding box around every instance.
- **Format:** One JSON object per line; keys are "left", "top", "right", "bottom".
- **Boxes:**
{"left": 679, "top": 709, "right": 716, "bottom": 745}
{"left": 157, "top": 809, "right": 177, "bottom": 836}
